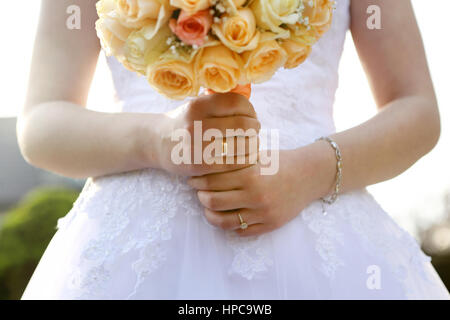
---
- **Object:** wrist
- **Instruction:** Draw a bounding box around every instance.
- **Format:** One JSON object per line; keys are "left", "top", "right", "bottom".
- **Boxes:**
{"left": 133, "top": 112, "right": 168, "bottom": 171}
{"left": 292, "top": 141, "right": 338, "bottom": 201}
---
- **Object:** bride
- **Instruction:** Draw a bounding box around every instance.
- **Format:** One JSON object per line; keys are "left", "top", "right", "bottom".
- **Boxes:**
{"left": 19, "top": 0, "right": 449, "bottom": 299}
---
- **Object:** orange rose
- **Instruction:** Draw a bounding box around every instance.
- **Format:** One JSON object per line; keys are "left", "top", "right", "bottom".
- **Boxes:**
{"left": 169, "top": 10, "right": 213, "bottom": 47}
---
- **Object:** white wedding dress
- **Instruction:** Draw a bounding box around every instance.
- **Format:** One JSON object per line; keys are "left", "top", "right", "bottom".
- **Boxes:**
{"left": 22, "top": 0, "right": 449, "bottom": 300}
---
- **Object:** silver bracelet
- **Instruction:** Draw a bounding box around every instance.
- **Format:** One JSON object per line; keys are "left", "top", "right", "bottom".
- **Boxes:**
{"left": 315, "top": 136, "right": 342, "bottom": 206}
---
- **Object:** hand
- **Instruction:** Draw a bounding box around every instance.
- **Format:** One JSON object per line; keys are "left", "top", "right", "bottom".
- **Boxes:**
{"left": 153, "top": 93, "right": 261, "bottom": 176}
{"left": 187, "top": 144, "right": 336, "bottom": 237}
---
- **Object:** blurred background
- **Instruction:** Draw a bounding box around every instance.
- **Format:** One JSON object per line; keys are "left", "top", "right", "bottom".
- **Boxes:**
{"left": 0, "top": 1, "right": 449, "bottom": 299}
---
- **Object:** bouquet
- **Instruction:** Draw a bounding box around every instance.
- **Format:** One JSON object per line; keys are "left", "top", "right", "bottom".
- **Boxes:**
{"left": 95, "top": 0, "right": 335, "bottom": 100}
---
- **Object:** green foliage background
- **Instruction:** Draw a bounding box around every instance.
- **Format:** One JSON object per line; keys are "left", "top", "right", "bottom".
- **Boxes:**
{"left": 0, "top": 188, "right": 79, "bottom": 300}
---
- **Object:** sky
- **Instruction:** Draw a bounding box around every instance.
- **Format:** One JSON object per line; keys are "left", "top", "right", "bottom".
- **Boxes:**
{"left": 0, "top": 1, "right": 449, "bottom": 235}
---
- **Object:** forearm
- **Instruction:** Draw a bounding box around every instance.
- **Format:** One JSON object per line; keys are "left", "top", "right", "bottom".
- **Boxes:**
{"left": 296, "top": 95, "right": 440, "bottom": 199}
{"left": 17, "top": 101, "right": 165, "bottom": 179}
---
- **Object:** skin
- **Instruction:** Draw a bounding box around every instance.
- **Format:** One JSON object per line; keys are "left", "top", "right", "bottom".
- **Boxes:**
{"left": 18, "top": 0, "right": 440, "bottom": 237}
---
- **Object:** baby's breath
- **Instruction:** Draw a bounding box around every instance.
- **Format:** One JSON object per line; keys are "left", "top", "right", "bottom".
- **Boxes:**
{"left": 166, "top": 36, "right": 196, "bottom": 58}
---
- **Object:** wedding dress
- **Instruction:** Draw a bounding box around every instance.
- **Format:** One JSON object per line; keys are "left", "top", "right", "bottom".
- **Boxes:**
{"left": 22, "top": 0, "right": 449, "bottom": 299}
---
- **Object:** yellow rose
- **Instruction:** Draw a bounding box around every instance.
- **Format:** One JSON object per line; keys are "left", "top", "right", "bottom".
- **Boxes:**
{"left": 148, "top": 58, "right": 199, "bottom": 100}
{"left": 250, "top": 0, "right": 302, "bottom": 37}
{"left": 223, "top": 0, "right": 247, "bottom": 12}
{"left": 288, "top": 24, "right": 317, "bottom": 45}
{"left": 115, "top": 0, "right": 170, "bottom": 29}
{"left": 280, "top": 38, "right": 311, "bottom": 69}
{"left": 302, "top": 0, "right": 333, "bottom": 27}
{"left": 195, "top": 45, "right": 244, "bottom": 93}
{"left": 288, "top": 0, "right": 333, "bottom": 44}
{"left": 212, "top": 8, "right": 260, "bottom": 53}
{"left": 124, "top": 24, "right": 172, "bottom": 74}
{"left": 233, "top": 0, "right": 246, "bottom": 7}
{"left": 170, "top": 0, "right": 211, "bottom": 13}
{"left": 96, "top": 0, "right": 133, "bottom": 58}
{"left": 242, "top": 39, "right": 287, "bottom": 84}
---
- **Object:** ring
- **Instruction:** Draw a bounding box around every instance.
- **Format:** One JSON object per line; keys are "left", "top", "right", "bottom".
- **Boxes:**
{"left": 221, "top": 140, "right": 228, "bottom": 157}
{"left": 238, "top": 213, "right": 248, "bottom": 230}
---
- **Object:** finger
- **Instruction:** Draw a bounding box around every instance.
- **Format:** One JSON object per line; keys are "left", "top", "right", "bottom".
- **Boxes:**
{"left": 193, "top": 93, "right": 257, "bottom": 118}
{"left": 188, "top": 164, "right": 257, "bottom": 191}
{"left": 203, "top": 208, "right": 261, "bottom": 231}
{"left": 234, "top": 223, "right": 272, "bottom": 237}
{"left": 202, "top": 136, "right": 259, "bottom": 159}
{"left": 199, "top": 153, "right": 259, "bottom": 175}
{"left": 202, "top": 116, "right": 260, "bottom": 137}
{"left": 197, "top": 190, "right": 251, "bottom": 211}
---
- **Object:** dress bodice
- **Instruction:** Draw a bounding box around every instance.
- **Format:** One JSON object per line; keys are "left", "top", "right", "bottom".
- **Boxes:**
{"left": 105, "top": 0, "right": 350, "bottom": 149}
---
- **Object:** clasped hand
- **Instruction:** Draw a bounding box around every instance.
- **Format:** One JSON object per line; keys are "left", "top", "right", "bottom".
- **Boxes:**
{"left": 158, "top": 93, "right": 330, "bottom": 237}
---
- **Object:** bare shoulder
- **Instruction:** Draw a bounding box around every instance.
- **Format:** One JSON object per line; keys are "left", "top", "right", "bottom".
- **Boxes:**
{"left": 25, "top": 0, "right": 101, "bottom": 111}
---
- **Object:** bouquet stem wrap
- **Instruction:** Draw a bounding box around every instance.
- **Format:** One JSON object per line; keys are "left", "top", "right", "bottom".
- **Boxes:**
{"left": 206, "top": 84, "right": 252, "bottom": 99}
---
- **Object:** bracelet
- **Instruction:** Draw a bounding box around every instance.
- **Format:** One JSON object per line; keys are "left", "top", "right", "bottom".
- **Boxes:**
{"left": 315, "top": 136, "right": 342, "bottom": 205}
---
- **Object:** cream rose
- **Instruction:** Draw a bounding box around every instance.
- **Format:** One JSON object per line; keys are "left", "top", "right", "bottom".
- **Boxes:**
{"left": 96, "top": 0, "right": 133, "bottom": 58}
{"left": 115, "top": 0, "right": 170, "bottom": 28}
{"left": 250, "top": 0, "right": 302, "bottom": 37}
{"left": 242, "top": 39, "right": 287, "bottom": 83}
{"left": 147, "top": 58, "right": 199, "bottom": 100}
{"left": 195, "top": 45, "right": 244, "bottom": 92}
{"left": 212, "top": 8, "right": 260, "bottom": 53}
{"left": 280, "top": 38, "right": 311, "bottom": 69}
{"left": 123, "top": 24, "right": 172, "bottom": 74}
{"left": 170, "top": 0, "right": 211, "bottom": 13}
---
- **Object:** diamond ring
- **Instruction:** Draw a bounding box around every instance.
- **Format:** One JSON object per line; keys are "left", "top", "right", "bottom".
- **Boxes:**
{"left": 238, "top": 213, "right": 248, "bottom": 230}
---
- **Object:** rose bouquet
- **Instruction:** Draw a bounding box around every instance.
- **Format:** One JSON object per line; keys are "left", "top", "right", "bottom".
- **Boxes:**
{"left": 95, "top": 0, "right": 335, "bottom": 100}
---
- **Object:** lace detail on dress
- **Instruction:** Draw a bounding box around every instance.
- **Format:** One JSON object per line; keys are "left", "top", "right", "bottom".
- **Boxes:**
{"left": 333, "top": 190, "right": 436, "bottom": 298}
{"left": 57, "top": 165, "right": 278, "bottom": 297}
{"left": 56, "top": 170, "right": 204, "bottom": 298}
{"left": 299, "top": 189, "right": 437, "bottom": 298}
{"left": 301, "top": 201, "right": 345, "bottom": 278}
{"left": 226, "top": 232, "right": 274, "bottom": 280}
